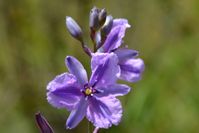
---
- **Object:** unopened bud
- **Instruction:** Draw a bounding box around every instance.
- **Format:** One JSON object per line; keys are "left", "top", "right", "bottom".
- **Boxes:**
{"left": 101, "top": 15, "right": 113, "bottom": 38}
{"left": 35, "top": 112, "right": 54, "bottom": 133}
{"left": 89, "top": 7, "right": 100, "bottom": 31}
{"left": 98, "top": 9, "right": 107, "bottom": 27}
{"left": 66, "top": 16, "right": 83, "bottom": 42}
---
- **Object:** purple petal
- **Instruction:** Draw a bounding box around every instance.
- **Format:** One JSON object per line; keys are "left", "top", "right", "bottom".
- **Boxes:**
{"left": 47, "top": 73, "right": 82, "bottom": 110}
{"left": 95, "top": 84, "right": 131, "bottom": 97}
{"left": 119, "top": 58, "right": 145, "bottom": 82}
{"left": 66, "top": 97, "right": 88, "bottom": 129}
{"left": 112, "top": 18, "right": 131, "bottom": 28}
{"left": 90, "top": 53, "right": 120, "bottom": 87}
{"left": 102, "top": 19, "right": 130, "bottom": 52}
{"left": 65, "top": 56, "right": 88, "bottom": 86}
{"left": 114, "top": 48, "right": 138, "bottom": 61}
{"left": 102, "top": 27, "right": 124, "bottom": 52}
{"left": 35, "top": 112, "right": 54, "bottom": 133}
{"left": 86, "top": 96, "right": 122, "bottom": 128}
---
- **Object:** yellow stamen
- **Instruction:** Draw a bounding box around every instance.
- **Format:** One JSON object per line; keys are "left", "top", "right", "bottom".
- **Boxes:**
{"left": 85, "top": 88, "right": 92, "bottom": 95}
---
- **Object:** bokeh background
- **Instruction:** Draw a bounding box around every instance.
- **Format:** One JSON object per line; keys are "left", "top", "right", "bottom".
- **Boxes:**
{"left": 0, "top": 0, "right": 199, "bottom": 132}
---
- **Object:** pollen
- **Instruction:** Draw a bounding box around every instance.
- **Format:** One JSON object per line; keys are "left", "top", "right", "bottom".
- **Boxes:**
{"left": 85, "top": 88, "right": 92, "bottom": 95}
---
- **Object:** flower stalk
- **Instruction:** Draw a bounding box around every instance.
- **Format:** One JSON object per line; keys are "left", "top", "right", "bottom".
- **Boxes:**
{"left": 93, "top": 127, "right": 100, "bottom": 133}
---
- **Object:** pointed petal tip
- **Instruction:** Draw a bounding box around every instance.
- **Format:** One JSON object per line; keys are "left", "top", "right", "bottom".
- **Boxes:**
{"left": 35, "top": 111, "right": 40, "bottom": 116}
{"left": 66, "top": 124, "right": 72, "bottom": 130}
{"left": 65, "top": 56, "right": 73, "bottom": 63}
{"left": 66, "top": 56, "right": 71, "bottom": 60}
{"left": 66, "top": 16, "right": 75, "bottom": 24}
{"left": 66, "top": 16, "right": 70, "bottom": 20}
{"left": 35, "top": 112, "right": 41, "bottom": 119}
{"left": 66, "top": 16, "right": 72, "bottom": 24}
{"left": 126, "top": 21, "right": 131, "bottom": 28}
{"left": 127, "top": 23, "right": 131, "bottom": 28}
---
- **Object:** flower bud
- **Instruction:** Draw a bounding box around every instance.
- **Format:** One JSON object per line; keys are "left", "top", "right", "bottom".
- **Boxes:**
{"left": 98, "top": 8, "right": 107, "bottom": 27}
{"left": 101, "top": 15, "right": 113, "bottom": 38}
{"left": 89, "top": 7, "right": 100, "bottom": 31}
{"left": 35, "top": 112, "right": 54, "bottom": 133}
{"left": 66, "top": 16, "right": 83, "bottom": 42}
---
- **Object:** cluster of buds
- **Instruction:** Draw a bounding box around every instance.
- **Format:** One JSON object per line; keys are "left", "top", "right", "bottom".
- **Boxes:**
{"left": 66, "top": 7, "right": 113, "bottom": 54}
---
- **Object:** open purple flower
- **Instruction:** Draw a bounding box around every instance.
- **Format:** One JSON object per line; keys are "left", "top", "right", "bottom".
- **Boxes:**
{"left": 94, "top": 18, "right": 145, "bottom": 82}
{"left": 47, "top": 54, "right": 131, "bottom": 129}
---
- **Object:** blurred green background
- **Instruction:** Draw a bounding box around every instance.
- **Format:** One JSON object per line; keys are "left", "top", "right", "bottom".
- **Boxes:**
{"left": 0, "top": 0, "right": 199, "bottom": 132}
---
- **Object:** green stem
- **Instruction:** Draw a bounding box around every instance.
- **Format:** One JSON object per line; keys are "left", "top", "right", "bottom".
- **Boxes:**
{"left": 90, "top": 28, "right": 97, "bottom": 52}
{"left": 88, "top": 121, "right": 90, "bottom": 133}
{"left": 93, "top": 127, "right": 99, "bottom": 133}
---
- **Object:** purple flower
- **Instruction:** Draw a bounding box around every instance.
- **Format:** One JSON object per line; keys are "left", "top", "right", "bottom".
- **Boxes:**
{"left": 47, "top": 54, "right": 131, "bottom": 129}
{"left": 94, "top": 18, "right": 145, "bottom": 82}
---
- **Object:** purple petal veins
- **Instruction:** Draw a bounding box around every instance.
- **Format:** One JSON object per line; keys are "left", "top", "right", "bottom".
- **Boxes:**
{"left": 66, "top": 97, "right": 88, "bottom": 129}
{"left": 119, "top": 58, "right": 145, "bottom": 82}
{"left": 65, "top": 56, "right": 88, "bottom": 86}
{"left": 47, "top": 73, "right": 82, "bottom": 111}
{"left": 91, "top": 52, "right": 120, "bottom": 87}
{"left": 114, "top": 48, "right": 138, "bottom": 61}
{"left": 102, "top": 19, "right": 130, "bottom": 52}
{"left": 95, "top": 84, "right": 131, "bottom": 97}
{"left": 86, "top": 96, "right": 122, "bottom": 128}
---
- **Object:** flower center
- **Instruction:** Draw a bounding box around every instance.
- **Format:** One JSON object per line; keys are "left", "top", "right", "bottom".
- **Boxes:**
{"left": 85, "top": 87, "right": 92, "bottom": 96}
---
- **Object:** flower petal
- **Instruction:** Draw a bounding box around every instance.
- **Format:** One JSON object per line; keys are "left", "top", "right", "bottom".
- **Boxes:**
{"left": 112, "top": 18, "right": 131, "bottom": 28}
{"left": 119, "top": 58, "right": 145, "bottom": 82}
{"left": 65, "top": 56, "right": 88, "bottom": 86}
{"left": 114, "top": 48, "right": 138, "bottom": 61}
{"left": 90, "top": 53, "right": 120, "bottom": 87}
{"left": 102, "top": 19, "right": 130, "bottom": 52}
{"left": 95, "top": 84, "right": 131, "bottom": 97}
{"left": 86, "top": 96, "right": 122, "bottom": 129}
{"left": 47, "top": 73, "right": 82, "bottom": 110}
{"left": 66, "top": 97, "right": 88, "bottom": 129}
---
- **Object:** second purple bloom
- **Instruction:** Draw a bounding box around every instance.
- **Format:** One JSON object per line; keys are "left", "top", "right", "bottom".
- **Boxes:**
{"left": 93, "top": 18, "right": 145, "bottom": 82}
